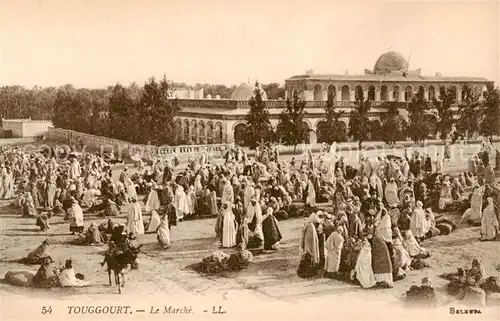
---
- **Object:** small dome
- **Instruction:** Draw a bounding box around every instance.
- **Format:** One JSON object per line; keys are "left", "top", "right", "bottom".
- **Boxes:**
{"left": 373, "top": 51, "right": 408, "bottom": 75}
{"left": 230, "top": 83, "right": 267, "bottom": 101}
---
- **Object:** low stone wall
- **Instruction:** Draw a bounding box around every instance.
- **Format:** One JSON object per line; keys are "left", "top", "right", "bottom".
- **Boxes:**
{"left": 45, "top": 127, "right": 234, "bottom": 160}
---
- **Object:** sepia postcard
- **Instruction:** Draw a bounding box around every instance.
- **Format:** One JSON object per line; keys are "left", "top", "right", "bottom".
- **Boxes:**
{"left": 0, "top": 0, "right": 499, "bottom": 320}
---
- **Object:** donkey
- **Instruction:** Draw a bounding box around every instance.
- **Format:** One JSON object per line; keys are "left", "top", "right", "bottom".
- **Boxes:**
{"left": 102, "top": 244, "right": 142, "bottom": 294}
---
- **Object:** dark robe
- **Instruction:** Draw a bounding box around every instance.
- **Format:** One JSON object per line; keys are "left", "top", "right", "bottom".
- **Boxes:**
{"left": 397, "top": 213, "right": 411, "bottom": 231}
{"left": 32, "top": 262, "right": 60, "bottom": 288}
{"left": 348, "top": 215, "right": 363, "bottom": 240}
{"left": 371, "top": 236, "right": 393, "bottom": 277}
{"left": 262, "top": 215, "right": 282, "bottom": 250}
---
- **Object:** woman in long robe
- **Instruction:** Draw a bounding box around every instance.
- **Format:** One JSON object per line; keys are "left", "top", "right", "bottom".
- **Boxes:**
{"left": 352, "top": 238, "right": 376, "bottom": 288}
{"left": 174, "top": 184, "right": 189, "bottom": 222}
{"left": 220, "top": 203, "right": 237, "bottom": 248}
{"left": 305, "top": 179, "right": 316, "bottom": 205}
{"left": 69, "top": 198, "right": 84, "bottom": 234}
{"left": 371, "top": 235, "right": 394, "bottom": 287}
{"left": 186, "top": 185, "right": 196, "bottom": 217}
{"left": 221, "top": 180, "right": 234, "bottom": 204}
{"left": 145, "top": 186, "right": 160, "bottom": 213}
{"left": 410, "top": 201, "right": 427, "bottom": 241}
{"left": 392, "top": 228, "right": 412, "bottom": 279}
{"left": 384, "top": 178, "right": 399, "bottom": 207}
{"left": 22, "top": 192, "right": 38, "bottom": 217}
{"left": 147, "top": 210, "right": 161, "bottom": 233}
{"left": 246, "top": 198, "right": 264, "bottom": 246}
{"left": 157, "top": 213, "right": 171, "bottom": 249}
{"left": 402, "top": 230, "right": 429, "bottom": 258}
{"left": 325, "top": 226, "right": 344, "bottom": 275}
{"left": 45, "top": 179, "right": 56, "bottom": 208}
{"left": 2, "top": 169, "right": 14, "bottom": 200}
{"left": 438, "top": 178, "right": 453, "bottom": 211}
{"left": 300, "top": 214, "right": 321, "bottom": 267}
{"left": 480, "top": 197, "right": 498, "bottom": 241}
{"left": 461, "top": 187, "right": 483, "bottom": 225}
{"left": 193, "top": 175, "right": 203, "bottom": 196}
{"left": 262, "top": 207, "right": 282, "bottom": 250}
{"left": 126, "top": 198, "right": 144, "bottom": 236}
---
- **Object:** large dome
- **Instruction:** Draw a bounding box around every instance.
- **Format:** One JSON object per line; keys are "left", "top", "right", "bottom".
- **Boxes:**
{"left": 373, "top": 51, "right": 408, "bottom": 75}
{"left": 230, "top": 83, "right": 267, "bottom": 101}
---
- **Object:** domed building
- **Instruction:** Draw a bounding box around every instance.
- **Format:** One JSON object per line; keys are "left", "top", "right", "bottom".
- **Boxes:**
{"left": 231, "top": 82, "right": 267, "bottom": 100}
{"left": 372, "top": 51, "right": 408, "bottom": 75}
{"left": 173, "top": 52, "right": 493, "bottom": 146}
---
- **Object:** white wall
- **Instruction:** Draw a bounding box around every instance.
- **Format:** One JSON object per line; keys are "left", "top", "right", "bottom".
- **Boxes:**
{"left": 1, "top": 120, "right": 24, "bottom": 137}
{"left": 1, "top": 119, "right": 53, "bottom": 137}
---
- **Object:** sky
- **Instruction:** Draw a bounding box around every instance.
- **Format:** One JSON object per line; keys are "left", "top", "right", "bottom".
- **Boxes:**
{"left": 0, "top": 0, "right": 499, "bottom": 89}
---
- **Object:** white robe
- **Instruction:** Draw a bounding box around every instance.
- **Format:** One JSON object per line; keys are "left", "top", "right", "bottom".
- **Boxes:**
{"left": 384, "top": 182, "right": 399, "bottom": 207}
{"left": 481, "top": 202, "right": 498, "bottom": 241}
{"left": 305, "top": 181, "right": 316, "bottom": 205}
{"left": 127, "top": 202, "right": 145, "bottom": 235}
{"left": 410, "top": 207, "right": 427, "bottom": 238}
{"left": 69, "top": 203, "right": 84, "bottom": 228}
{"left": 147, "top": 210, "right": 161, "bottom": 233}
{"left": 69, "top": 161, "right": 81, "bottom": 179}
{"left": 243, "top": 186, "right": 255, "bottom": 209}
{"left": 174, "top": 187, "right": 189, "bottom": 220}
{"left": 59, "top": 268, "right": 89, "bottom": 287}
{"left": 157, "top": 215, "right": 170, "bottom": 248}
{"left": 246, "top": 203, "right": 263, "bottom": 240}
{"left": 325, "top": 231, "right": 343, "bottom": 273}
{"left": 145, "top": 190, "right": 160, "bottom": 212}
{"left": 354, "top": 243, "right": 377, "bottom": 288}
{"left": 222, "top": 209, "right": 237, "bottom": 248}
{"left": 222, "top": 183, "right": 234, "bottom": 204}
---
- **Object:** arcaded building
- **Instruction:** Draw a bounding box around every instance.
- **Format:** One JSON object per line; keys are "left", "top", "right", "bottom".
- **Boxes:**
{"left": 173, "top": 51, "right": 493, "bottom": 145}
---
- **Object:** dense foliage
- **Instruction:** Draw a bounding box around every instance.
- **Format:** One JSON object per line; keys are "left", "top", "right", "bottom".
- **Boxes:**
{"left": 276, "top": 92, "right": 309, "bottom": 152}
{"left": 348, "top": 93, "right": 371, "bottom": 148}
{"left": 321, "top": 92, "right": 348, "bottom": 143}
{"left": 407, "top": 88, "right": 431, "bottom": 143}
{"left": 244, "top": 85, "right": 273, "bottom": 149}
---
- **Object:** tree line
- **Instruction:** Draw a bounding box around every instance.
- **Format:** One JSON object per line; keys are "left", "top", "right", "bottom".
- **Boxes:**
{"left": 0, "top": 79, "right": 497, "bottom": 148}
{"left": 243, "top": 83, "right": 500, "bottom": 150}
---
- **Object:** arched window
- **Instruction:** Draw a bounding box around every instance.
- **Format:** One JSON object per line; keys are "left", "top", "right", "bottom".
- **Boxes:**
{"left": 174, "top": 119, "right": 182, "bottom": 143}
{"left": 198, "top": 122, "right": 205, "bottom": 144}
{"left": 183, "top": 119, "right": 190, "bottom": 142}
{"left": 404, "top": 86, "right": 413, "bottom": 101}
{"left": 428, "top": 86, "right": 435, "bottom": 101}
{"left": 393, "top": 86, "right": 400, "bottom": 101}
{"left": 207, "top": 122, "right": 214, "bottom": 144}
{"left": 316, "top": 121, "right": 327, "bottom": 143}
{"left": 355, "top": 85, "right": 363, "bottom": 100}
{"left": 313, "top": 84, "right": 323, "bottom": 101}
{"left": 368, "top": 85, "right": 375, "bottom": 101}
{"left": 380, "top": 85, "right": 388, "bottom": 101}
{"left": 461, "top": 89, "right": 466, "bottom": 101}
{"left": 341, "top": 85, "right": 350, "bottom": 101}
{"left": 327, "top": 85, "right": 336, "bottom": 100}
{"left": 191, "top": 120, "right": 197, "bottom": 143}
{"left": 234, "top": 123, "right": 246, "bottom": 146}
{"left": 214, "top": 122, "right": 223, "bottom": 144}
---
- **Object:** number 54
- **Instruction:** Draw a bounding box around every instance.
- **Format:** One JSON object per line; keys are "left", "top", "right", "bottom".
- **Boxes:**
{"left": 41, "top": 306, "right": 53, "bottom": 314}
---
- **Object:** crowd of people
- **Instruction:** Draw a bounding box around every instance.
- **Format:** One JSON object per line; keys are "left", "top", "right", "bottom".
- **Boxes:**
{"left": 1, "top": 137, "right": 499, "bottom": 293}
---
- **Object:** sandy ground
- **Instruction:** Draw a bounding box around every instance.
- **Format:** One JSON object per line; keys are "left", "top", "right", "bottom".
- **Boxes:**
{"left": 1, "top": 139, "right": 500, "bottom": 321}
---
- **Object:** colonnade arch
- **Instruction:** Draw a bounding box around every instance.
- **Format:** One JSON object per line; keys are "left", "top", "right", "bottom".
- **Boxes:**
{"left": 175, "top": 118, "right": 226, "bottom": 144}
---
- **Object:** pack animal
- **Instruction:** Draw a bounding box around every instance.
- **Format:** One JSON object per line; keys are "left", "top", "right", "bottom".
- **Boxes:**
{"left": 101, "top": 244, "right": 142, "bottom": 294}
